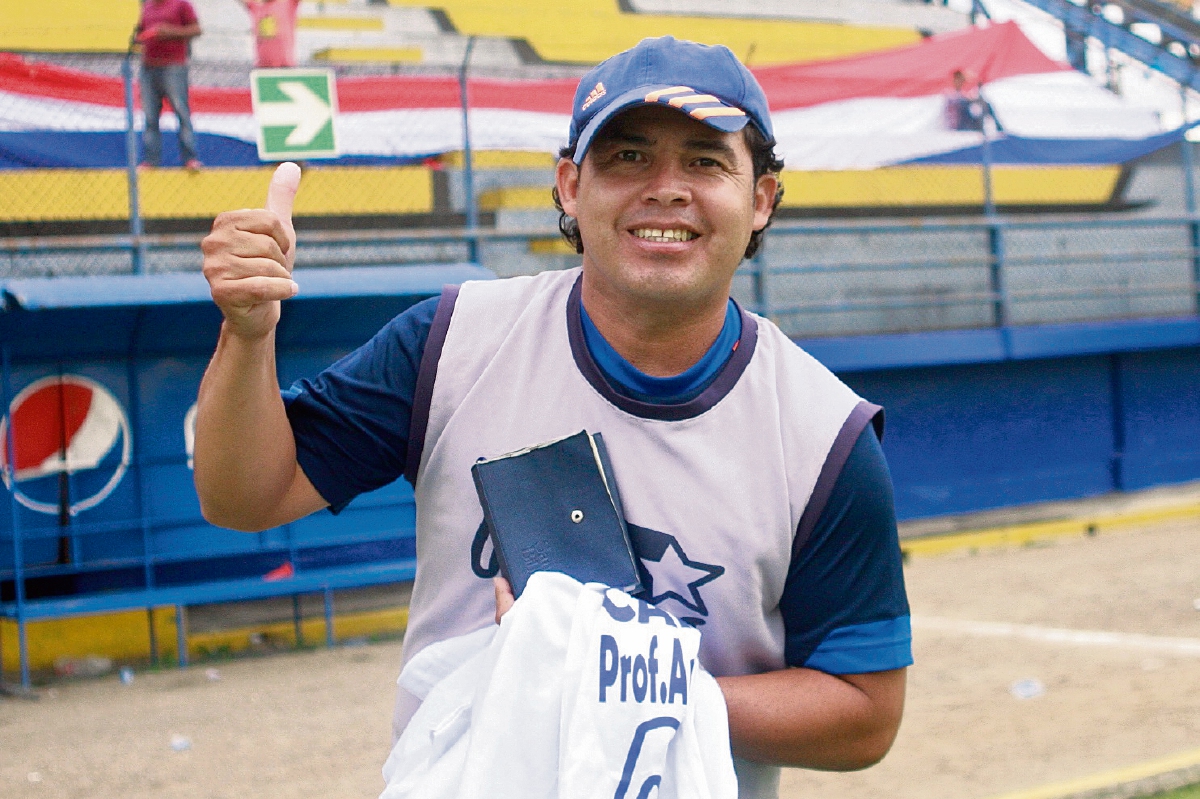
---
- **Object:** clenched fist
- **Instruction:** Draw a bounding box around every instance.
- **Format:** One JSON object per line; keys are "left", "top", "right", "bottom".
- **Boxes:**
{"left": 201, "top": 162, "right": 302, "bottom": 341}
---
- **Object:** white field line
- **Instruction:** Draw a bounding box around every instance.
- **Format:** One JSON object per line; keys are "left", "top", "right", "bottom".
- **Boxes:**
{"left": 912, "top": 616, "right": 1200, "bottom": 657}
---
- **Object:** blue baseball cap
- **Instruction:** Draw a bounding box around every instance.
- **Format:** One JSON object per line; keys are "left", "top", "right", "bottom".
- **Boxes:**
{"left": 568, "top": 36, "right": 775, "bottom": 164}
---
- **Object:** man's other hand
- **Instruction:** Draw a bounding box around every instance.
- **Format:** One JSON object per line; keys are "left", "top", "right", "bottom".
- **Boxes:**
{"left": 493, "top": 576, "right": 515, "bottom": 624}
{"left": 201, "top": 162, "right": 302, "bottom": 341}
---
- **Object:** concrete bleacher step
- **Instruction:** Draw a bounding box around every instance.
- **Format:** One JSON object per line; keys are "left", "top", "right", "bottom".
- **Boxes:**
{"left": 382, "top": 0, "right": 937, "bottom": 65}
{"left": 190, "top": 0, "right": 524, "bottom": 68}
{"left": 632, "top": 0, "right": 966, "bottom": 35}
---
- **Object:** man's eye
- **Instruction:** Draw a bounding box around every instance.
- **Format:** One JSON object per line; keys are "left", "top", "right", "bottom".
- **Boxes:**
{"left": 694, "top": 157, "right": 721, "bottom": 168}
{"left": 616, "top": 150, "right": 641, "bottom": 162}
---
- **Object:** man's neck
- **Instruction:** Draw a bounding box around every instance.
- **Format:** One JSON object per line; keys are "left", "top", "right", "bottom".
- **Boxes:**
{"left": 579, "top": 274, "right": 730, "bottom": 378}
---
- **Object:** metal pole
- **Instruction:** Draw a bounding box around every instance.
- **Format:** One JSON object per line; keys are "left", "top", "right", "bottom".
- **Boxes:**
{"left": 980, "top": 100, "right": 1007, "bottom": 328}
{"left": 2, "top": 346, "right": 31, "bottom": 689}
{"left": 122, "top": 51, "right": 146, "bottom": 275}
{"left": 981, "top": 112, "right": 996, "bottom": 219}
{"left": 458, "top": 36, "right": 479, "bottom": 264}
{"left": 1182, "top": 87, "right": 1200, "bottom": 312}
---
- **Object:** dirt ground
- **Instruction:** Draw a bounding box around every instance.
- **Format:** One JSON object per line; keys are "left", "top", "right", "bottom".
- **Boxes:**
{"left": 2, "top": 515, "right": 1199, "bottom": 799}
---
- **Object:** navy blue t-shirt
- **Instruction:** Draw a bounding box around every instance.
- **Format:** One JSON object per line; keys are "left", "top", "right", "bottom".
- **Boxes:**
{"left": 285, "top": 294, "right": 912, "bottom": 674}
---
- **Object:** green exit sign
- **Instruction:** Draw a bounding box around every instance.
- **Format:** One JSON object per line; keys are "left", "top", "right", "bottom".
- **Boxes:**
{"left": 250, "top": 68, "right": 339, "bottom": 160}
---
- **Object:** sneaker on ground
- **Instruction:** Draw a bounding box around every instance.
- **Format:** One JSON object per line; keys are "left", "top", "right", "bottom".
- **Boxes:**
{"left": 185, "top": 159, "right": 202, "bottom": 171}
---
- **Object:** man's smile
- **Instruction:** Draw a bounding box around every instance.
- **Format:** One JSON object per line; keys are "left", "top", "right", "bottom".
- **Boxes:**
{"left": 630, "top": 228, "right": 699, "bottom": 243}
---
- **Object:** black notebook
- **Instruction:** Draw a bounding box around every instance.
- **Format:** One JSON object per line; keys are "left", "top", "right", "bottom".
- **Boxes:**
{"left": 471, "top": 430, "right": 644, "bottom": 598}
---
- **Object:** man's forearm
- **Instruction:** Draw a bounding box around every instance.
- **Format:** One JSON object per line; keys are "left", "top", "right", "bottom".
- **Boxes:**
{"left": 193, "top": 324, "right": 318, "bottom": 530}
{"left": 153, "top": 22, "right": 202, "bottom": 39}
{"left": 716, "top": 666, "right": 906, "bottom": 770}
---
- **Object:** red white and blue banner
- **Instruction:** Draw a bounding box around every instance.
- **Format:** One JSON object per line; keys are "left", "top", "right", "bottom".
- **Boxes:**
{"left": 0, "top": 21, "right": 1180, "bottom": 170}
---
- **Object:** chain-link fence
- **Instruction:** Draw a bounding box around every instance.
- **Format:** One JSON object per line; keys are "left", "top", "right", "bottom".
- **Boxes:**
{"left": 4, "top": 49, "right": 1200, "bottom": 336}
{"left": 742, "top": 215, "right": 1200, "bottom": 338}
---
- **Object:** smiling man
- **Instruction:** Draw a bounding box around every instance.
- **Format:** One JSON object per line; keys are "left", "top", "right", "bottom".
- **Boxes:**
{"left": 195, "top": 36, "right": 911, "bottom": 799}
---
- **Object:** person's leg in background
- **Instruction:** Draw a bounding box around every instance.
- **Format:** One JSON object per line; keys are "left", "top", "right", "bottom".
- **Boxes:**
{"left": 139, "top": 64, "right": 166, "bottom": 167}
{"left": 161, "top": 63, "right": 200, "bottom": 168}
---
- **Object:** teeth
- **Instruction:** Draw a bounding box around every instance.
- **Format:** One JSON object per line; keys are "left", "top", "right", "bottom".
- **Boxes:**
{"left": 633, "top": 228, "right": 697, "bottom": 242}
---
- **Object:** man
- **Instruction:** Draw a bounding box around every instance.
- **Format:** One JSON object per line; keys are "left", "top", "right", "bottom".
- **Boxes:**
{"left": 944, "top": 69, "right": 988, "bottom": 132}
{"left": 136, "top": 0, "right": 203, "bottom": 169}
{"left": 195, "top": 36, "right": 911, "bottom": 798}
{"left": 240, "top": 0, "right": 301, "bottom": 68}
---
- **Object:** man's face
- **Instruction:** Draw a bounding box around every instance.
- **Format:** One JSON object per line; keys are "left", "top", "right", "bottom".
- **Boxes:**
{"left": 556, "top": 105, "right": 777, "bottom": 315}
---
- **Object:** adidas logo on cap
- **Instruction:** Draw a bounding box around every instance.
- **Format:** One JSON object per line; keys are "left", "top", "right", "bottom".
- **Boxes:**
{"left": 581, "top": 82, "right": 607, "bottom": 111}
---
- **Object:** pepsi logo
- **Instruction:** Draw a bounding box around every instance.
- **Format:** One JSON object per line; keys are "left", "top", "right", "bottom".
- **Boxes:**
{"left": 0, "top": 375, "right": 132, "bottom": 515}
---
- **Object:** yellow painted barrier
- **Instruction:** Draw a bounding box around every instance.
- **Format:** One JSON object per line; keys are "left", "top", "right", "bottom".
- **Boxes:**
{"left": 467, "top": 165, "right": 1124, "bottom": 213}
{"left": 0, "top": 166, "right": 434, "bottom": 222}
{"left": 779, "top": 165, "right": 1123, "bottom": 209}
{"left": 0, "top": 0, "right": 139, "bottom": 52}
{"left": 297, "top": 16, "right": 386, "bottom": 31}
{"left": 0, "top": 605, "right": 408, "bottom": 674}
{"left": 187, "top": 606, "right": 409, "bottom": 659}
{"left": 478, "top": 185, "right": 552, "bottom": 211}
{"left": 0, "top": 164, "right": 1123, "bottom": 222}
{"left": 1, "top": 607, "right": 177, "bottom": 672}
{"left": 902, "top": 501, "right": 1200, "bottom": 558}
{"left": 439, "top": 150, "right": 556, "bottom": 169}
{"left": 312, "top": 47, "right": 422, "bottom": 63}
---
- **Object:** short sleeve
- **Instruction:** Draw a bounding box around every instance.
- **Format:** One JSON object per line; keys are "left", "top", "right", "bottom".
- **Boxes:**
{"left": 284, "top": 296, "right": 438, "bottom": 513}
{"left": 780, "top": 424, "right": 912, "bottom": 673}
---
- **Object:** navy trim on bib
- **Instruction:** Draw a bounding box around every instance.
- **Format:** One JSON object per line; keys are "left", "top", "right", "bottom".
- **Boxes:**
{"left": 792, "top": 400, "right": 882, "bottom": 559}
{"left": 565, "top": 276, "right": 758, "bottom": 421}
{"left": 405, "top": 284, "right": 460, "bottom": 484}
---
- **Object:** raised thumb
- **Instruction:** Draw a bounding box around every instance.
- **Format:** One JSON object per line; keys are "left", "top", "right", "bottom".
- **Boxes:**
{"left": 265, "top": 161, "right": 301, "bottom": 222}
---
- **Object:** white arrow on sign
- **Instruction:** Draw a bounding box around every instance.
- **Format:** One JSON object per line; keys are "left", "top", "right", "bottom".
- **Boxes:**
{"left": 255, "top": 81, "right": 333, "bottom": 147}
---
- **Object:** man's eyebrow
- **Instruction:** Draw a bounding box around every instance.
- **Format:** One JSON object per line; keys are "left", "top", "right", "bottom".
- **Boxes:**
{"left": 597, "top": 132, "right": 739, "bottom": 162}
{"left": 597, "top": 131, "right": 652, "bottom": 146}
{"left": 686, "top": 138, "right": 739, "bottom": 162}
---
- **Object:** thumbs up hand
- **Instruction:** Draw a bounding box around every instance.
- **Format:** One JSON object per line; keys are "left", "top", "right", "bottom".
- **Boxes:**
{"left": 202, "top": 162, "right": 303, "bottom": 341}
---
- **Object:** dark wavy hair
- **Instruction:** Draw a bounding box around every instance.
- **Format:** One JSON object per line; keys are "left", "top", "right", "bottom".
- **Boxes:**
{"left": 551, "top": 123, "right": 785, "bottom": 260}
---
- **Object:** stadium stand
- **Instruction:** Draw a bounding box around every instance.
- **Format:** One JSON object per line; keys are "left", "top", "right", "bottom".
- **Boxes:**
{"left": 382, "top": 0, "right": 926, "bottom": 65}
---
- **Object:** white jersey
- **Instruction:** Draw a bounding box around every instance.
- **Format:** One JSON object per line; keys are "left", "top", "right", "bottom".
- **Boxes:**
{"left": 397, "top": 267, "right": 869, "bottom": 794}
{"left": 382, "top": 572, "right": 737, "bottom": 799}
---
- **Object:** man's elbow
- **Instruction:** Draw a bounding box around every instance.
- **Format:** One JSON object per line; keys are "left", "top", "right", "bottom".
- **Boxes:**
{"left": 197, "top": 494, "right": 273, "bottom": 532}
{"left": 832, "top": 719, "right": 902, "bottom": 771}
{"left": 825, "top": 667, "right": 907, "bottom": 771}
{"left": 194, "top": 474, "right": 277, "bottom": 532}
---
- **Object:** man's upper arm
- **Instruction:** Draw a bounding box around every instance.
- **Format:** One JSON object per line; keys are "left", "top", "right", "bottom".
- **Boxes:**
{"left": 779, "top": 420, "right": 912, "bottom": 673}
{"left": 284, "top": 295, "right": 439, "bottom": 513}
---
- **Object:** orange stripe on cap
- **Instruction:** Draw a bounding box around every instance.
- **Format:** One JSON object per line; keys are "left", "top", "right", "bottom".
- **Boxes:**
{"left": 690, "top": 107, "right": 747, "bottom": 120}
{"left": 667, "top": 94, "right": 720, "bottom": 108}
{"left": 644, "top": 86, "right": 693, "bottom": 102}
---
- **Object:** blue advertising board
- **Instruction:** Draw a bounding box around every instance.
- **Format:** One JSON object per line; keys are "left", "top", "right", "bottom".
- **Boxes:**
{"left": 0, "top": 265, "right": 491, "bottom": 596}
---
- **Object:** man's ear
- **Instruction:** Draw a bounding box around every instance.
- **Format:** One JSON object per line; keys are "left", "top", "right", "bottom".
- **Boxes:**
{"left": 555, "top": 157, "right": 581, "bottom": 218}
{"left": 752, "top": 172, "right": 779, "bottom": 231}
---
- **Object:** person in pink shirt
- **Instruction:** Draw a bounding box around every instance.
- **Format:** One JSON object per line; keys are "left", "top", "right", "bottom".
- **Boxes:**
{"left": 136, "top": 0, "right": 203, "bottom": 169}
{"left": 241, "top": 0, "right": 301, "bottom": 68}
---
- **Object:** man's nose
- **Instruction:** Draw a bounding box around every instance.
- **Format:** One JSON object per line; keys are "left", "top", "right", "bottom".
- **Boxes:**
{"left": 642, "top": 160, "right": 691, "bottom": 205}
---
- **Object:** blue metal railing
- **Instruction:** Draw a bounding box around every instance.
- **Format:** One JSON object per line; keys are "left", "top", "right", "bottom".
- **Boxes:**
{"left": 1018, "top": 0, "right": 1200, "bottom": 92}
{"left": 4, "top": 212, "right": 1198, "bottom": 338}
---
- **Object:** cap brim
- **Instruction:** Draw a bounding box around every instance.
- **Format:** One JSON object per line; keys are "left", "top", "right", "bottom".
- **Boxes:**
{"left": 572, "top": 85, "right": 750, "bottom": 164}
